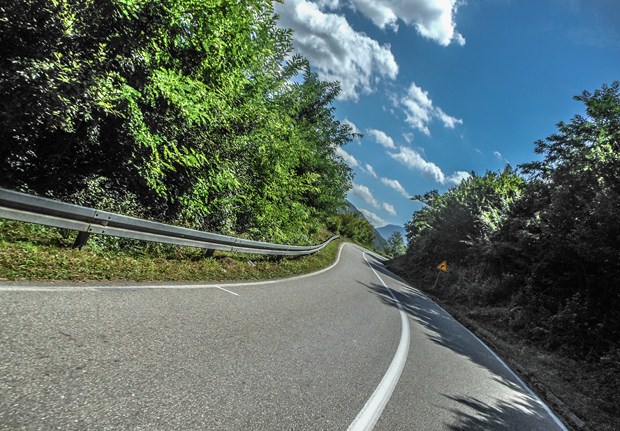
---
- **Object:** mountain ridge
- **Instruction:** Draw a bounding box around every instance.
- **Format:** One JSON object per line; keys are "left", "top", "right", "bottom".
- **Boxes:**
{"left": 377, "top": 224, "right": 407, "bottom": 244}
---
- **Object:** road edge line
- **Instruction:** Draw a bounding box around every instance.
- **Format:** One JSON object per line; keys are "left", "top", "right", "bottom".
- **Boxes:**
{"left": 0, "top": 243, "right": 347, "bottom": 292}
{"left": 369, "top": 261, "right": 568, "bottom": 431}
{"left": 211, "top": 241, "right": 347, "bottom": 287}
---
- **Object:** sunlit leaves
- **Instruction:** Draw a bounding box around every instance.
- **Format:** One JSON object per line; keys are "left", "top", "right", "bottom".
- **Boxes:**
{"left": 0, "top": 0, "right": 354, "bottom": 244}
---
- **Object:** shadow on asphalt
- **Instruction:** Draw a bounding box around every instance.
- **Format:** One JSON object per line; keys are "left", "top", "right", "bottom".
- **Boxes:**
{"left": 360, "top": 253, "right": 549, "bottom": 430}
{"left": 443, "top": 394, "right": 545, "bottom": 431}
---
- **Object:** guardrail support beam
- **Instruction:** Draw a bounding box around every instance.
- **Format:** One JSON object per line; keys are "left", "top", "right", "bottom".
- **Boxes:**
{"left": 72, "top": 231, "right": 91, "bottom": 249}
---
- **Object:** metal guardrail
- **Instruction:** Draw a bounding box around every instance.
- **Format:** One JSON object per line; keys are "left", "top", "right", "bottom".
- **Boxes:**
{"left": 0, "top": 188, "right": 338, "bottom": 256}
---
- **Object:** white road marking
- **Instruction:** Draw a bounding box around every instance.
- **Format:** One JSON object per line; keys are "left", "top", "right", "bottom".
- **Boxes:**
{"left": 347, "top": 253, "right": 410, "bottom": 431}
{"left": 0, "top": 284, "right": 239, "bottom": 295}
{"left": 0, "top": 286, "right": 98, "bottom": 292}
{"left": 219, "top": 241, "right": 346, "bottom": 287}
{"left": 0, "top": 243, "right": 347, "bottom": 293}
{"left": 373, "top": 262, "right": 568, "bottom": 431}
{"left": 213, "top": 285, "right": 239, "bottom": 296}
{"left": 429, "top": 300, "right": 569, "bottom": 430}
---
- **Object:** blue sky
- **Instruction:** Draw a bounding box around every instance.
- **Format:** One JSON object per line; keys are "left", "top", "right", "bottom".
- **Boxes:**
{"left": 275, "top": 0, "right": 620, "bottom": 227}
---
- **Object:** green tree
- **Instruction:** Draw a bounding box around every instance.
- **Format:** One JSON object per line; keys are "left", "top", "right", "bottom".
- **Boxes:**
{"left": 398, "top": 82, "right": 620, "bottom": 360}
{"left": 0, "top": 0, "right": 354, "bottom": 244}
{"left": 328, "top": 213, "right": 376, "bottom": 249}
{"left": 503, "top": 82, "right": 620, "bottom": 356}
{"left": 404, "top": 167, "right": 525, "bottom": 270}
{"left": 384, "top": 231, "right": 406, "bottom": 258}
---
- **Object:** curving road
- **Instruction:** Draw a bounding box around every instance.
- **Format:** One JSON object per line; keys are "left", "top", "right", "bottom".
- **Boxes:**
{"left": 0, "top": 243, "right": 566, "bottom": 430}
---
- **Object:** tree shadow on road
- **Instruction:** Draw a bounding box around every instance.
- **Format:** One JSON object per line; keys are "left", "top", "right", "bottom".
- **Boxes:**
{"left": 359, "top": 253, "right": 557, "bottom": 430}
{"left": 442, "top": 393, "right": 548, "bottom": 431}
{"left": 362, "top": 253, "right": 509, "bottom": 377}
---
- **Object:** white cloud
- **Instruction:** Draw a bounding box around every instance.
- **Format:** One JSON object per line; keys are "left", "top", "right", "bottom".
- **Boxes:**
{"left": 351, "top": 182, "right": 397, "bottom": 217}
{"left": 398, "top": 82, "right": 462, "bottom": 135}
{"left": 343, "top": 118, "right": 361, "bottom": 136}
{"left": 351, "top": 183, "right": 379, "bottom": 208}
{"left": 349, "top": 0, "right": 465, "bottom": 46}
{"left": 365, "top": 163, "right": 378, "bottom": 178}
{"left": 445, "top": 170, "right": 471, "bottom": 185}
{"left": 336, "top": 147, "right": 359, "bottom": 167}
{"left": 367, "top": 128, "right": 396, "bottom": 149}
{"left": 389, "top": 146, "right": 469, "bottom": 185}
{"left": 315, "top": 0, "right": 341, "bottom": 9}
{"left": 360, "top": 208, "right": 387, "bottom": 227}
{"left": 383, "top": 202, "right": 397, "bottom": 216}
{"left": 435, "top": 106, "right": 463, "bottom": 129}
{"left": 493, "top": 151, "right": 503, "bottom": 160}
{"left": 275, "top": 0, "right": 399, "bottom": 101}
{"left": 380, "top": 177, "right": 411, "bottom": 198}
{"left": 389, "top": 146, "right": 445, "bottom": 182}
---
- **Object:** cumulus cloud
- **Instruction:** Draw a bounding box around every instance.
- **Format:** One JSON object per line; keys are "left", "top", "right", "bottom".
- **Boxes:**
{"left": 435, "top": 106, "right": 463, "bottom": 129}
{"left": 315, "top": 0, "right": 341, "bottom": 10}
{"left": 351, "top": 182, "right": 397, "bottom": 217}
{"left": 389, "top": 146, "right": 445, "bottom": 182}
{"left": 276, "top": 0, "right": 398, "bottom": 100}
{"left": 399, "top": 82, "right": 462, "bottom": 135}
{"left": 383, "top": 202, "right": 397, "bottom": 216}
{"left": 360, "top": 208, "right": 387, "bottom": 227}
{"left": 343, "top": 118, "right": 361, "bottom": 136}
{"left": 367, "top": 128, "right": 396, "bottom": 149}
{"left": 380, "top": 177, "right": 411, "bottom": 198}
{"left": 445, "top": 171, "right": 471, "bottom": 185}
{"left": 351, "top": 183, "right": 380, "bottom": 208}
{"left": 389, "top": 146, "right": 470, "bottom": 185}
{"left": 336, "top": 147, "right": 359, "bottom": 167}
{"left": 348, "top": 0, "right": 465, "bottom": 46}
{"left": 365, "top": 163, "right": 378, "bottom": 178}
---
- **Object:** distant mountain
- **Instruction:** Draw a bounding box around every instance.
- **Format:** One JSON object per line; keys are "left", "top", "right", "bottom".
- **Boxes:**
{"left": 377, "top": 224, "right": 407, "bottom": 244}
{"left": 341, "top": 200, "right": 363, "bottom": 217}
{"left": 341, "top": 200, "right": 387, "bottom": 250}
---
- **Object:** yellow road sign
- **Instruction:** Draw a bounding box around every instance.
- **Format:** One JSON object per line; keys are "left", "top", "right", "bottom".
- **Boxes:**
{"left": 437, "top": 260, "right": 447, "bottom": 272}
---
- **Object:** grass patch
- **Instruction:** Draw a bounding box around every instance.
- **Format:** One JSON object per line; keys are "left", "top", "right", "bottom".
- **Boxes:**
{"left": 0, "top": 220, "right": 341, "bottom": 282}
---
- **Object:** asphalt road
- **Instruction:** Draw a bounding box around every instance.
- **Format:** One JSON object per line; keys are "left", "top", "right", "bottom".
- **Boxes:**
{"left": 0, "top": 243, "right": 566, "bottom": 430}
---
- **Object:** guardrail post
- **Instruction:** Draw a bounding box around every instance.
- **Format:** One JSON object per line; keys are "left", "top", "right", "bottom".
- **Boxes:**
{"left": 72, "top": 231, "right": 90, "bottom": 249}
{"left": 205, "top": 249, "right": 215, "bottom": 258}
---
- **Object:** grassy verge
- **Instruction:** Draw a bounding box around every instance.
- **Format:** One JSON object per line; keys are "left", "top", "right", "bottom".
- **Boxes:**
{"left": 387, "top": 256, "right": 619, "bottom": 431}
{"left": 0, "top": 220, "right": 341, "bottom": 282}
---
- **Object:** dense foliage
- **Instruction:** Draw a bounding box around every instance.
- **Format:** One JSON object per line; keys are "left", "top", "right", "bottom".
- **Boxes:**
{"left": 0, "top": 0, "right": 354, "bottom": 244}
{"left": 383, "top": 231, "right": 406, "bottom": 258}
{"left": 327, "top": 212, "right": 378, "bottom": 250}
{"left": 401, "top": 82, "right": 620, "bottom": 362}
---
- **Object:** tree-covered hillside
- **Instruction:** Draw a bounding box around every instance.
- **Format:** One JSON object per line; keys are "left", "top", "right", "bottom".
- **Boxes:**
{"left": 0, "top": 0, "right": 355, "bottom": 244}
{"left": 393, "top": 82, "right": 620, "bottom": 392}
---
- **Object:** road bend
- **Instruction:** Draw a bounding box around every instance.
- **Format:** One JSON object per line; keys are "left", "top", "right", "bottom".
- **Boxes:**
{"left": 0, "top": 243, "right": 566, "bottom": 430}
